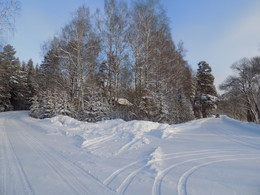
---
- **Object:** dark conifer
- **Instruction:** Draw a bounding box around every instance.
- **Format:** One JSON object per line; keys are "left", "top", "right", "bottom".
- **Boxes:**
{"left": 194, "top": 61, "right": 217, "bottom": 118}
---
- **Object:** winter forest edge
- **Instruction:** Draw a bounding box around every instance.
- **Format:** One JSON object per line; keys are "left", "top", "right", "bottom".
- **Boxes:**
{"left": 0, "top": 0, "right": 260, "bottom": 124}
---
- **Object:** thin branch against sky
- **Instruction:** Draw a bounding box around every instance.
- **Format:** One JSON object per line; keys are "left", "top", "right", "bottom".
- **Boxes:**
{"left": 6, "top": 0, "right": 260, "bottom": 89}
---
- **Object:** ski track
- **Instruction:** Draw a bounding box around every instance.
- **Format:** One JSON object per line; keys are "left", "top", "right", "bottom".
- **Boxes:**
{"left": 0, "top": 119, "right": 35, "bottom": 195}
{"left": 7, "top": 118, "right": 114, "bottom": 195}
{"left": 16, "top": 117, "right": 112, "bottom": 185}
{"left": 0, "top": 119, "right": 7, "bottom": 195}
{"left": 12, "top": 121, "right": 91, "bottom": 194}
{"left": 177, "top": 156, "right": 260, "bottom": 195}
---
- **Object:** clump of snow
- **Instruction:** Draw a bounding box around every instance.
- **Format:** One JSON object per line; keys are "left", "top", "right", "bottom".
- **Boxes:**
{"left": 117, "top": 98, "right": 133, "bottom": 106}
{"left": 50, "top": 115, "right": 81, "bottom": 127}
{"left": 48, "top": 116, "right": 175, "bottom": 157}
{"left": 146, "top": 147, "right": 164, "bottom": 173}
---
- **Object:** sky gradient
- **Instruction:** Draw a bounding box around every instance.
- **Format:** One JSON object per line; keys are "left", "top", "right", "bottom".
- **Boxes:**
{"left": 6, "top": 0, "right": 260, "bottom": 91}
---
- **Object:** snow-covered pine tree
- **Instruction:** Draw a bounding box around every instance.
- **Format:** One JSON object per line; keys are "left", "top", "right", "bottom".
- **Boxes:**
{"left": 30, "top": 90, "right": 73, "bottom": 119}
{"left": 194, "top": 61, "right": 217, "bottom": 118}
{"left": 174, "top": 94, "right": 194, "bottom": 123}
{"left": 0, "top": 44, "right": 20, "bottom": 111}
{"left": 30, "top": 95, "right": 45, "bottom": 119}
{"left": 25, "top": 59, "right": 38, "bottom": 108}
{"left": 77, "top": 86, "right": 111, "bottom": 122}
{"left": 55, "top": 91, "right": 71, "bottom": 116}
{"left": 0, "top": 64, "right": 12, "bottom": 111}
{"left": 9, "top": 67, "right": 28, "bottom": 110}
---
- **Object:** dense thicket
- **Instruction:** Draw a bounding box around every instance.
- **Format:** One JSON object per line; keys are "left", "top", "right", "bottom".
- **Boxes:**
{"left": 219, "top": 57, "right": 260, "bottom": 124}
{"left": 0, "top": 44, "right": 38, "bottom": 111}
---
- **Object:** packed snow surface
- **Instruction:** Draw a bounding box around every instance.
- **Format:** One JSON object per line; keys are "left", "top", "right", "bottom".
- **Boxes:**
{"left": 1, "top": 111, "right": 260, "bottom": 195}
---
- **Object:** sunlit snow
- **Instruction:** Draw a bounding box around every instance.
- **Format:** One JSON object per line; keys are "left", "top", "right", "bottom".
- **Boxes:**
{"left": 0, "top": 111, "right": 260, "bottom": 195}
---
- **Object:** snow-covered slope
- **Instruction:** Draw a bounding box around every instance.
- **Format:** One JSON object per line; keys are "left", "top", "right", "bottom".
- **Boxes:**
{"left": 0, "top": 111, "right": 260, "bottom": 195}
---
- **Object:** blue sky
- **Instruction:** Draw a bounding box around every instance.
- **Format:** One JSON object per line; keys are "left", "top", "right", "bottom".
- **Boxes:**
{"left": 7, "top": 0, "right": 260, "bottom": 90}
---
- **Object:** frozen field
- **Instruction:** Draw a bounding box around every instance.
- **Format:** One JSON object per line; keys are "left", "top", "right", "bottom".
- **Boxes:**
{"left": 0, "top": 111, "right": 260, "bottom": 195}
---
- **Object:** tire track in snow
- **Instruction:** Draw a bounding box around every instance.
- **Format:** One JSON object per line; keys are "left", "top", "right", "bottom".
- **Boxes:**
{"left": 205, "top": 118, "right": 260, "bottom": 151}
{"left": 177, "top": 156, "right": 260, "bottom": 195}
{"left": 82, "top": 135, "right": 115, "bottom": 149}
{"left": 103, "top": 159, "right": 145, "bottom": 193}
{"left": 0, "top": 119, "right": 35, "bottom": 195}
{"left": 106, "top": 150, "right": 231, "bottom": 194}
{"left": 159, "top": 149, "right": 228, "bottom": 159}
{"left": 103, "top": 160, "right": 140, "bottom": 185}
{"left": 116, "top": 167, "right": 144, "bottom": 195}
{"left": 116, "top": 137, "right": 139, "bottom": 155}
{"left": 216, "top": 128, "right": 260, "bottom": 151}
{"left": 10, "top": 119, "right": 114, "bottom": 195}
{"left": 104, "top": 149, "right": 239, "bottom": 194}
{"left": 152, "top": 151, "right": 239, "bottom": 195}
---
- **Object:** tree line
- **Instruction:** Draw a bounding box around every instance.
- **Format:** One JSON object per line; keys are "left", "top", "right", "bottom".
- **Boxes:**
{"left": 0, "top": 0, "right": 219, "bottom": 123}
{"left": 7, "top": 0, "right": 260, "bottom": 124}
{"left": 0, "top": 44, "right": 37, "bottom": 111}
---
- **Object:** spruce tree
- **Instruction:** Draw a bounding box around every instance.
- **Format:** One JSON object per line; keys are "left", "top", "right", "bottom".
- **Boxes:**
{"left": 194, "top": 61, "right": 217, "bottom": 118}
{"left": 25, "top": 59, "right": 37, "bottom": 108}
{"left": 10, "top": 66, "right": 28, "bottom": 110}
{"left": 0, "top": 44, "right": 20, "bottom": 111}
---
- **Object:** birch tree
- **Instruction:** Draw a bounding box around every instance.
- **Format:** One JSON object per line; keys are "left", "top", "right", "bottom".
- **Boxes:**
{"left": 95, "top": 0, "right": 129, "bottom": 102}
{"left": 0, "top": 0, "right": 20, "bottom": 37}
{"left": 58, "top": 6, "right": 100, "bottom": 111}
{"left": 220, "top": 57, "right": 260, "bottom": 123}
{"left": 128, "top": 0, "right": 194, "bottom": 123}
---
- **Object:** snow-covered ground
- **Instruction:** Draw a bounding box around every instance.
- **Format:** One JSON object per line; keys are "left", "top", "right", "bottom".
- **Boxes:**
{"left": 0, "top": 111, "right": 260, "bottom": 195}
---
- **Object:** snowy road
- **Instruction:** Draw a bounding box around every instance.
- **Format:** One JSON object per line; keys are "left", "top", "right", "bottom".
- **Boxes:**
{"left": 0, "top": 112, "right": 114, "bottom": 195}
{"left": 0, "top": 111, "right": 260, "bottom": 195}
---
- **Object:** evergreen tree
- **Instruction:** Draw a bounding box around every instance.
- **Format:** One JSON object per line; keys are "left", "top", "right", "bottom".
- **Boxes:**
{"left": 194, "top": 61, "right": 217, "bottom": 118}
{"left": 30, "top": 94, "right": 45, "bottom": 119}
{"left": 0, "top": 44, "right": 20, "bottom": 111}
{"left": 24, "top": 59, "right": 37, "bottom": 109}
{"left": 39, "top": 48, "right": 61, "bottom": 91}
{"left": 30, "top": 90, "right": 72, "bottom": 119}
{"left": 9, "top": 66, "right": 28, "bottom": 110}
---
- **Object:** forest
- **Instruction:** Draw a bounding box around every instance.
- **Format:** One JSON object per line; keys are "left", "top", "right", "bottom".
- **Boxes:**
{"left": 0, "top": 0, "right": 259, "bottom": 124}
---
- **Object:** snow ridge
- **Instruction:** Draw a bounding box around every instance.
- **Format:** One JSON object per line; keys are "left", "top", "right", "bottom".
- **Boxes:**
{"left": 146, "top": 147, "right": 164, "bottom": 173}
